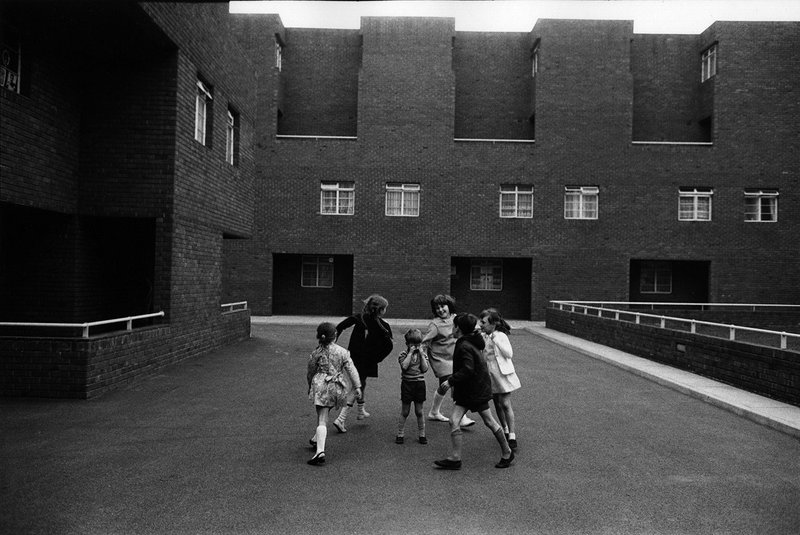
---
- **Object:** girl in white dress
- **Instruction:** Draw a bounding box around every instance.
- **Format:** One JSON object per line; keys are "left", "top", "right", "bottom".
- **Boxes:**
{"left": 479, "top": 308, "right": 521, "bottom": 450}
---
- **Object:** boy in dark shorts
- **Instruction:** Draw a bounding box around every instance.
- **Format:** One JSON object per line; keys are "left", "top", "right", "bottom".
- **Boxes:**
{"left": 396, "top": 329, "right": 430, "bottom": 444}
{"left": 435, "top": 313, "right": 514, "bottom": 470}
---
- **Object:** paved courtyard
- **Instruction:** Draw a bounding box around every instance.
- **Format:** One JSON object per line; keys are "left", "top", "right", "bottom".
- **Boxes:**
{"left": 2, "top": 320, "right": 799, "bottom": 534}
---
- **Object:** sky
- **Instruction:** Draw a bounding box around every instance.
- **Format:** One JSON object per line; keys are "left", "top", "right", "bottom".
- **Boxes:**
{"left": 229, "top": 1, "right": 800, "bottom": 34}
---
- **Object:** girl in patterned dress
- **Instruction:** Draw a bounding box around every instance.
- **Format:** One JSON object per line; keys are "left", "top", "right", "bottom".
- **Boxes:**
{"left": 306, "top": 322, "right": 362, "bottom": 465}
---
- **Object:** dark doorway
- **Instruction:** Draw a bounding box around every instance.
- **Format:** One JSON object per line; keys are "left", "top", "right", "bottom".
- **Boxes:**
{"left": 629, "top": 259, "right": 710, "bottom": 304}
{"left": 450, "top": 257, "right": 532, "bottom": 319}
{"left": 272, "top": 254, "right": 353, "bottom": 316}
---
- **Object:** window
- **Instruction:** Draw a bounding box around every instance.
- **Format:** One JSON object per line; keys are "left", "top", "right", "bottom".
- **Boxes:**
{"left": 320, "top": 182, "right": 354, "bottom": 215}
{"left": 301, "top": 256, "right": 334, "bottom": 288}
{"left": 225, "top": 108, "right": 238, "bottom": 165}
{"left": 275, "top": 40, "right": 282, "bottom": 71}
{"left": 564, "top": 186, "right": 599, "bottom": 219}
{"left": 640, "top": 262, "right": 672, "bottom": 294}
{"left": 679, "top": 187, "right": 713, "bottom": 221}
{"left": 500, "top": 185, "right": 533, "bottom": 218}
{"left": 195, "top": 79, "right": 213, "bottom": 145}
{"left": 531, "top": 43, "right": 539, "bottom": 78}
{"left": 385, "top": 183, "right": 420, "bottom": 216}
{"left": 1, "top": 25, "right": 21, "bottom": 93}
{"left": 745, "top": 189, "right": 778, "bottom": 222}
{"left": 470, "top": 260, "right": 502, "bottom": 291}
{"left": 701, "top": 44, "right": 717, "bottom": 82}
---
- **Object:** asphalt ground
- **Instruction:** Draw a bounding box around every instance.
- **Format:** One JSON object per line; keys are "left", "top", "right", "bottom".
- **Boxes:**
{"left": 2, "top": 320, "right": 799, "bottom": 535}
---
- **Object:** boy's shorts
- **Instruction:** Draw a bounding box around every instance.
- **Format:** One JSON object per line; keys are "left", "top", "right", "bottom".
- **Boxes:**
{"left": 460, "top": 401, "right": 490, "bottom": 413}
{"left": 400, "top": 380, "right": 427, "bottom": 403}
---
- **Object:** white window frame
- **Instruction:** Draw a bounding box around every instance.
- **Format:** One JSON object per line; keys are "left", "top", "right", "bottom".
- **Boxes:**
{"left": 701, "top": 44, "right": 717, "bottom": 82}
{"left": 564, "top": 186, "right": 599, "bottom": 220}
{"left": 275, "top": 42, "right": 282, "bottom": 71}
{"left": 744, "top": 189, "right": 779, "bottom": 222}
{"left": 320, "top": 181, "right": 355, "bottom": 215}
{"left": 679, "top": 187, "right": 713, "bottom": 221}
{"left": 531, "top": 44, "right": 539, "bottom": 78}
{"left": 1, "top": 30, "right": 22, "bottom": 93}
{"left": 640, "top": 262, "right": 673, "bottom": 295}
{"left": 385, "top": 183, "right": 420, "bottom": 217}
{"left": 301, "top": 256, "right": 334, "bottom": 288}
{"left": 500, "top": 185, "right": 533, "bottom": 218}
{"left": 470, "top": 260, "right": 503, "bottom": 291}
{"left": 225, "top": 108, "right": 236, "bottom": 165}
{"left": 195, "top": 79, "right": 213, "bottom": 145}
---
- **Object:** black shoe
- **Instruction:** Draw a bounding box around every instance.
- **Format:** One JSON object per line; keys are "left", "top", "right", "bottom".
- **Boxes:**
{"left": 508, "top": 438, "right": 517, "bottom": 450}
{"left": 395, "top": 435, "right": 404, "bottom": 444}
{"left": 418, "top": 436, "right": 428, "bottom": 445}
{"left": 434, "top": 458, "right": 462, "bottom": 470}
{"left": 307, "top": 452, "right": 326, "bottom": 466}
{"left": 495, "top": 451, "right": 514, "bottom": 469}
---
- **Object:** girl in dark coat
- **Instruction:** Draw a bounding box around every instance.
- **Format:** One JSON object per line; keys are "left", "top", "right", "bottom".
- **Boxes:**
{"left": 435, "top": 313, "right": 514, "bottom": 470}
{"left": 333, "top": 294, "right": 393, "bottom": 431}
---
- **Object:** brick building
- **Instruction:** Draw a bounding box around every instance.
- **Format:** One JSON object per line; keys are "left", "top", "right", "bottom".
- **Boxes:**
{"left": 224, "top": 12, "right": 800, "bottom": 321}
{"left": 1, "top": 1, "right": 256, "bottom": 397}
{"left": 1, "top": 2, "right": 798, "bottom": 396}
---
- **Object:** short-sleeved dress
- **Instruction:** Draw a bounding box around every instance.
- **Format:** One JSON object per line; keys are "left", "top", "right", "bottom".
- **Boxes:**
{"left": 423, "top": 316, "right": 456, "bottom": 378}
{"left": 483, "top": 331, "right": 521, "bottom": 394}
{"left": 307, "top": 342, "right": 361, "bottom": 409}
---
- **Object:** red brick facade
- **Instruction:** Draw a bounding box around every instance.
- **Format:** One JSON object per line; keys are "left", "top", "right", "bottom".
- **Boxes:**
{"left": 225, "top": 14, "right": 800, "bottom": 321}
{"left": 1, "top": 2, "right": 798, "bottom": 396}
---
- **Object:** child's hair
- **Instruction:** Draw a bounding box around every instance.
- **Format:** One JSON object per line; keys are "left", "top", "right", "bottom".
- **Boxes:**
{"left": 429, "top": 294, "right": 456, "bottom": 315}
{"left": 362, "top": 294, "right": 389, "bottom": 316}
{"left": 453, "top": 312, "right": 478, "bottom": 335}
{"left": 316, "top": 322, "right": 337, "bottom": 345}
{"left": 404, "top": 328, "right": 423, "bottom": 346}
{"left": 480, "top": 307, "right": 512, "bottom": 335}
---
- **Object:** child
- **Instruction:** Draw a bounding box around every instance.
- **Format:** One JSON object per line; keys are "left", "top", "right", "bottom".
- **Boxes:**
{"left": 421, "top": 294, "right": 475, "bottom": 427}
{"left": 479, "top": 308, "right": 521, "bottom": 451}
{"left": 306, "top": 322, "right": 362, "bottom": 465}
{"left": 334, "top": 294, "right": 393, "bottom": 431}
{"left": 434, "top": 313, "right": 514, "bottom": 470}
{"left": 396, "top": 328, "right": 430, "bottom": 445}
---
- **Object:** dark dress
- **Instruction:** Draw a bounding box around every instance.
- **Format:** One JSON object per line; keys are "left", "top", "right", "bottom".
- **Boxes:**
{"left": 336, "top": 314, "right": 393, "bottom": 379}
{"left": 449, "top": 331, "right": 492, "bottom": 410}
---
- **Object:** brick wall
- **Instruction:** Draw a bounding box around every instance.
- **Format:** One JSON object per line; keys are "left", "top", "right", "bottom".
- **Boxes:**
{"left": 0, "top": 311, "right": 250, "bottom": 399}
{"left": 278, "top": 28, "right": 361, "bottom": 136}
{"left": 454, "top": 32, "right": 533, "bottom": 139}
{"left": 224, "top": 16, "right": 800, "bottom": 321}
{"left": 631, "top": 34, "right": 706, "bottom": 141}
{"left": 546, "top": 308, "right": 800, "bottom": 406}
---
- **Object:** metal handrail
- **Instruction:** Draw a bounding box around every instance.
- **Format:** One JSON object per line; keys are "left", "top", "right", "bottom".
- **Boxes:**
{"left": 550, "top": 301, "right": 800, "bottom": 350}
{"left": 221, "top": 301, "right": 248, "bottom": 313}
{"left": 550, "top": 301, "right": 800, "bottom": 312}
{"left": 0, "top": 311, "right": 165, "bottom": 339}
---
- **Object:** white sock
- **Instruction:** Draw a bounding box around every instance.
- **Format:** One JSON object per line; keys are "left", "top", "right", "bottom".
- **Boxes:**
{"left": 315, "top": 425, "right": 327, "bottom": 454}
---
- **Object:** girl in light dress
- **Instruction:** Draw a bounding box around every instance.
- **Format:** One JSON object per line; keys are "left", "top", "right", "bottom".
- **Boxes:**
{"left": 421, "top": 294, "right": 475, "bottom": 428}
{"left": 306, "top": 322, "right": 362, "bottom": 465}
{"left": 479, "top": 308, "right": 521, "bottom": 450}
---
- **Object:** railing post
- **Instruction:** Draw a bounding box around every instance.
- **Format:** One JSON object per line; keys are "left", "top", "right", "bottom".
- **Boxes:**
{"left": 82, "top": 325, "right": 90, "bottom": 338}
{"left": 635, "top": 314, "right": 641, "bottom": 325}
{"left": 690, "top": 321, "right": 697, "bottom": 334}
{"left": 781, "top": 333, "right": 788, "bottom": 349}
{"left": 660, "top": 318, "right": 666, "bottom": 328}
{"left": 729, "top": 325, "right": 736, "bottom": 340}
{"left": 126, "top": 319, "right": 133, "bottom": 332}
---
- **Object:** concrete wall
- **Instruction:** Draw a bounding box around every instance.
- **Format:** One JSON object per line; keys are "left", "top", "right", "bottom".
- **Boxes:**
{"left": 546, "top": 308, "right": 800, "bottom": 406}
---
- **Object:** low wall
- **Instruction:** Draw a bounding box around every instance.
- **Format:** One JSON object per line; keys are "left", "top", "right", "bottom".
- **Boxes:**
{"left": 546, "top": 308, "right": 800, "bottom": 407}
{"left": 0, "top": 311, "right": 251, "bottom": 399}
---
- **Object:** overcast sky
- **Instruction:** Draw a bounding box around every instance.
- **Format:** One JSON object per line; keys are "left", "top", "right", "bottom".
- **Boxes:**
{"left": 230, "top": 1, "right": 800, "bottom": 34}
